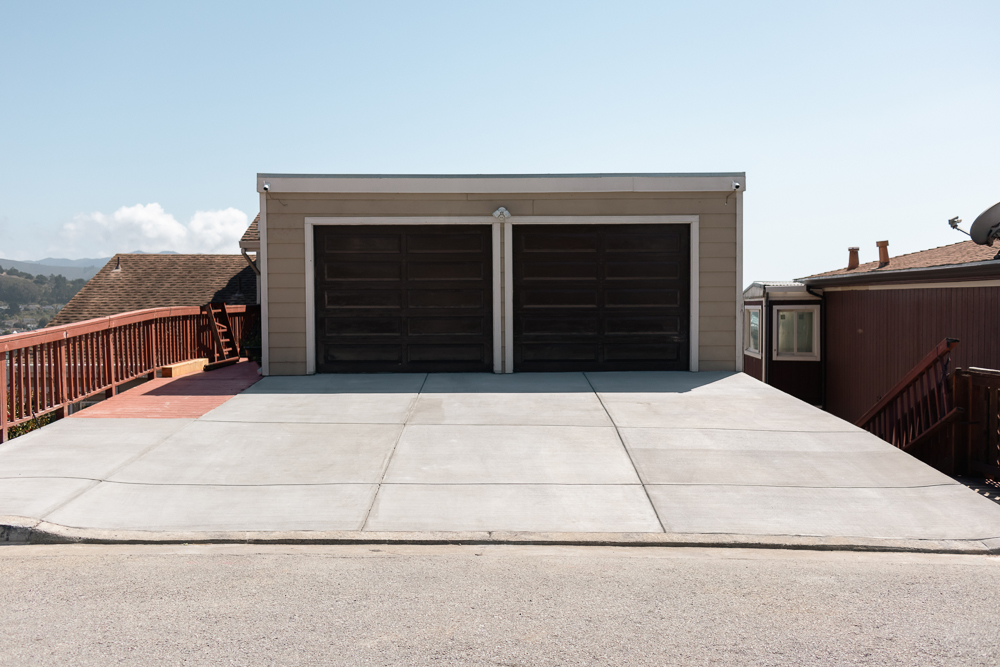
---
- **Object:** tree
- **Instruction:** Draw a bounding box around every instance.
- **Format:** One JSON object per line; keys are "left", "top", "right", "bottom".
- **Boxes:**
{"left": 0, "top": 274, "right": 43, "bottom": 305}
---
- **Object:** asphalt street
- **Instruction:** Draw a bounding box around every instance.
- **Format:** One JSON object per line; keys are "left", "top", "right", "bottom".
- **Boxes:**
{"left": 1, "top": 544, "right": 998, "bottom": 666}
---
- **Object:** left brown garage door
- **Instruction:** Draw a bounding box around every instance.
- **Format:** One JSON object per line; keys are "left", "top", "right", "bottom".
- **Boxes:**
{"left": 314, "top": 225, "right": 493, "bottom": 373}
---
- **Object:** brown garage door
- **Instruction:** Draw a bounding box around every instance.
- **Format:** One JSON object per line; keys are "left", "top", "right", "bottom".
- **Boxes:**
{"left": 315, "top": 225, "right": 493, "bottom": 373}
{"left": 513, "top": 224, "right": 690, "bottom": 372}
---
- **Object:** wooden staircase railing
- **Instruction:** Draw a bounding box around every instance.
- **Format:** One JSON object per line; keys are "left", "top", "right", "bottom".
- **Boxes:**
{"left": 203, "top": 302, "right": 241, "bottom": 370}
{"left": 855, "top": 338, "right": 960, "bottom": 451}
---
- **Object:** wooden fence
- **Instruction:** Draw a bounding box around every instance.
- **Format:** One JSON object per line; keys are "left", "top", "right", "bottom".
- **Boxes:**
{"left": 1, "top": 305, "right": 258, "bottom": 442}
{"left": 954, "top": 368, "right": 1000, "bottom": 480}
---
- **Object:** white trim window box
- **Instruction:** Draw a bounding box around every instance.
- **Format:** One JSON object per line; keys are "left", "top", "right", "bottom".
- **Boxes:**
{"left": 772, "top": 305, "right": 820, "bottom": 362}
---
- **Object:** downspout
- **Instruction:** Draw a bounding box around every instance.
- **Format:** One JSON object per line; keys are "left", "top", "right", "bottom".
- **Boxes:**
{"left": 762, "top": 290, "right": 769, "bottom": 385}
{"left": 241, "top": 248, "right": 262, "bottom": 308}
{"left": 241, "top": 248, "right": 260, "bottom": 275}
{"left": 806, "top": 285, "right": 826, "bottom": 409}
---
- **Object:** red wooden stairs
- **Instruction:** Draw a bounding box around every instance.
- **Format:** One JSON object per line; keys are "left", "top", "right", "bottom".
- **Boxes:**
{"left": 203, "top": 302, "right": 241, "bottom": 370}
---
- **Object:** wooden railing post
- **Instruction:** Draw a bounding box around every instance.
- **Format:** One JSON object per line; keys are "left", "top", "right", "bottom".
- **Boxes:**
{"left": 1, "top": 351, "right": 8, "bottom": 444}
{"left": 952, "top": 370, "right": 969, "bottom": 475}
{"left": 104, "top": 329, "right": 115, "bottom": 398}
{"left": 149, "top": 319, "right": 158, "bottom": 373}
{"left": 57, "top": 335, "right": 68, "bottom": 418}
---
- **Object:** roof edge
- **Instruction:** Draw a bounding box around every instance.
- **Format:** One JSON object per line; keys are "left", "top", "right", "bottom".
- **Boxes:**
{"left": 257, "top": 172, "right": 747, "bottom": 179}
{"left": 256, "top": 173, "right": 747, "bottom": 195}
{"left": 799, "top": 259, "right": 1000, "bottom": 286}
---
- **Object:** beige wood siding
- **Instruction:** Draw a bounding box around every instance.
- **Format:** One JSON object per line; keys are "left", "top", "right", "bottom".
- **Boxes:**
{"left": 264, "top": 192, "right": 738, "bottom": 375}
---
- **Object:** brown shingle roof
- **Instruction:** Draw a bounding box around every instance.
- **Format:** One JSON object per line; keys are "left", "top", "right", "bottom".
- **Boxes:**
{"left": 802, "top": 241, "right": 999, "bottom": 280}
{"left": 50, "top": 254, "right": 258, "bottom": 326}
{"left": 240, "top": 214, "right": 260, "bottom": 249}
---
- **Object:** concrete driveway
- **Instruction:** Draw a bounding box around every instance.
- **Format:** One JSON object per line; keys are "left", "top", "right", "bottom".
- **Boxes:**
{"left": 3, "top": 372, "right": 1000, "bottom": 550}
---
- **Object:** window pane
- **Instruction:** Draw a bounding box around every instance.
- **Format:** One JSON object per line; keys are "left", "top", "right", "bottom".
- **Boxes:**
{"left": 749, "top": 311, "right": 759, "bottom": 351}
{"left": 777, "top": 312, "right": 794, "bottom": 354}
{"left": 796, "top": 311, "right": 813, "bottom": 353}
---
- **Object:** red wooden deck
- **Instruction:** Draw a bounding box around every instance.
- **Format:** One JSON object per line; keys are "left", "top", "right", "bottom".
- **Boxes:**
{"left": 71, "top": 361, "right": 262, "bottom": 419}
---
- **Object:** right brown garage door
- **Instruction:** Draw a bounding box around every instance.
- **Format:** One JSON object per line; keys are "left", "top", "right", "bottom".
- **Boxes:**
{"left": 513, "top": 224, "right": 690, "bottom": 372}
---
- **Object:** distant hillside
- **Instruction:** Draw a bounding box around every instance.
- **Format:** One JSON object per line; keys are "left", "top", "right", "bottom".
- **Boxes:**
{"left": 29, "top": 256, "right": 112, "bottom": 268}
{"left": 0, "top": 259, "right": 104, "bottom": 281}
{"left": 0, "top": 251, "right": 180, "bottom": 281}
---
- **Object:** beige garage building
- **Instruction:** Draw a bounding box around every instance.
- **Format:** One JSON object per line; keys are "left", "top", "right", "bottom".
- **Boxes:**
{"left": 254, "top": 173, "right": 744, "bottom": 376}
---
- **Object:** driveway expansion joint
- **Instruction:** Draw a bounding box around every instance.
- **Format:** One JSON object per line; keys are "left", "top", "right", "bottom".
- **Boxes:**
{"left": 583, "top": 372, "right": 666, "bottom": 533}
{"left": 361, "top": 373, "right": 429, "bottom": 531}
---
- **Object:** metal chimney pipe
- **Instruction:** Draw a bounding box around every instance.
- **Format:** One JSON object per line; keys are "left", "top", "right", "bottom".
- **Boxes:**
{"left": 847, "top": 247, "right": 859, "bottom": 270}
{"left": 876, "top": 240, "right": 890, "bottom": 268}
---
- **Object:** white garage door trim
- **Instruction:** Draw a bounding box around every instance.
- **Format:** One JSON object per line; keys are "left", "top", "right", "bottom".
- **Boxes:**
{"left": 303, "top": 215, "right": 700, "bottom": 375}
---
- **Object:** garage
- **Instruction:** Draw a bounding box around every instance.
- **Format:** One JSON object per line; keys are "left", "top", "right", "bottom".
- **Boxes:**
{"left": 512, "top": 224, "right": 690, "bottom": 372}
{"left": 314, "top": 225, "right": 493, "bottom": 373}
{"left": 262, "top": 173, "right": 743, "bottom": 376}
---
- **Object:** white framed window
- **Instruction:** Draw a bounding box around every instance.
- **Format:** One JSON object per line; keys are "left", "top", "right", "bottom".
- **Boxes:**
{"left": 772, "top": 305, "right": 820, "bottom": 362}
{"left": 743, "top": 306, "right": 762, "bottom": 358}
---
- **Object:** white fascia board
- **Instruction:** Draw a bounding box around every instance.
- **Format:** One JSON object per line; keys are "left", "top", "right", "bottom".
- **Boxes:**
{"left": 258, "top": 173, "right": 745, "bottom": 194}
{"left": 763, "top": 285, "right": 809, "bottom": 293}
{"left": 735, "top": 191, "right": 744, "bottom": 373}
{"left": 304, "top": 221, "right": 316, "bottom": 375}
{"left": 766, "top": 292, "right": 822, "bottom": 301}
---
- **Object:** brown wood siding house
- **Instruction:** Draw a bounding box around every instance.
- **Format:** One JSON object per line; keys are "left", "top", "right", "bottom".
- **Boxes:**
{"left": 801, "top": 241, "right": 1000, "bottom": 423}
{"left": 745, "top": 240, "right": 1000, "bottom": 422}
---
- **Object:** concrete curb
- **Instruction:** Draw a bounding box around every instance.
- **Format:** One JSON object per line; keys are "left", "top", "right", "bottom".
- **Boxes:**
{"left": 2, "top": 516, "right": 999, "bottom": 554}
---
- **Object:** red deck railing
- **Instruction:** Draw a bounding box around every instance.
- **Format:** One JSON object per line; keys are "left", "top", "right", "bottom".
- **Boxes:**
{"left": 855, "top": 338, "right": 960, "bottom": 451}
{"left": 1, "top": 305, "right": 258, "bottom": 442}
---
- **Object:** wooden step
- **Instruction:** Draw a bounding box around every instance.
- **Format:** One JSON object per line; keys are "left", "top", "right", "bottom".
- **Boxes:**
{"left": 204, "top": 357, "right": 240, "bottom": 372}
{"left": 161, "top": 358, "right": 209, "bottom": 378}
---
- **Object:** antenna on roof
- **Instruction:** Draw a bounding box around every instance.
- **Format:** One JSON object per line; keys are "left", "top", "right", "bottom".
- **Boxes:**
{"left": 948, "top": 216, "right": 969, "bottom": 236}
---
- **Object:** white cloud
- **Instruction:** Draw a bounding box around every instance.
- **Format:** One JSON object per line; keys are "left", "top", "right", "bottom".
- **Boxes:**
{"left": 54, "top": 204, "right": 249, "bottom": 257}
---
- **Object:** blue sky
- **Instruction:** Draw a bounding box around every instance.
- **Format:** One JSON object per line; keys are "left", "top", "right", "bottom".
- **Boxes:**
{"left": 1, "top": 1, "right": 997, "bottom": 285}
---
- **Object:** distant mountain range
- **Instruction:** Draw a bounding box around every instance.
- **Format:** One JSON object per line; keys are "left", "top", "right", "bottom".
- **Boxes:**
{"left": 0, "top": 251, "right": 180, "bottom": 281}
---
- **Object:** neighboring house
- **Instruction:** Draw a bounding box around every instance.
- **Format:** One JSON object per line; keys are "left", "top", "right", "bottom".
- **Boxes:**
{"left": 49, "top": 254, "right": 258, "bottom": 326}
{"left": 741, "top": 281, "right": 823, "bottom": 406}
{"left": 255, "top": 173, "right": 746, "bottom": 375}
{"left": 743, "top": 240, "right": 1000, "bottom": 423}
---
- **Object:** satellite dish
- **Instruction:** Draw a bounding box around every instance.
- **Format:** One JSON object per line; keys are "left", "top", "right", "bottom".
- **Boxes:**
{"left": 970, "top": 201, "right": 1000, "bottom": 246}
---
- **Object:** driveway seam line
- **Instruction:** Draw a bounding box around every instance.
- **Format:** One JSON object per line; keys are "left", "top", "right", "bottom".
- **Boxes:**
{"left": 193, "top": 418, "right": 861, "bottom": 433}
{"left": 583, "top": 372, "right": 666, "bottom": 533}
{"left": 195, "top": 419, "right": 615, "bottom": 427}
{"left": 35, "top": 421, "right": 197, "bottom": 521}
{"left": 360, "top": 373, "right": 429, "bottom": 531}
